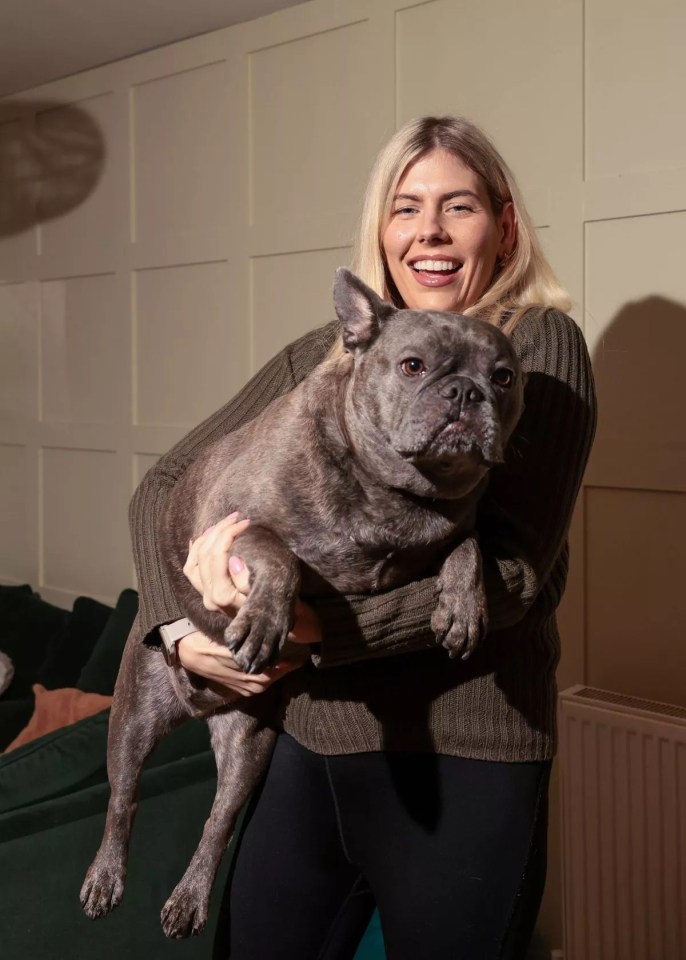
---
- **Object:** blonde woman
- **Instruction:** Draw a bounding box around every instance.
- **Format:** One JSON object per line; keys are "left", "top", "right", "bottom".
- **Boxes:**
{"left": 131, "top": 116, "right": 596, "bottom": 958}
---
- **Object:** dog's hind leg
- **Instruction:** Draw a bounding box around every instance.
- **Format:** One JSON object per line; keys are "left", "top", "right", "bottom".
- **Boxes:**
{"left": 160, "top": 697, "right": 278, "bottom": 938}
{"left": 80, "top": 627, "right": 188, "bottom": 920}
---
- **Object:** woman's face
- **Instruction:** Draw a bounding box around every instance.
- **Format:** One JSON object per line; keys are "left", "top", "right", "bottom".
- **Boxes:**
{"left": 381, "top": 148, "right": 515, "bottom": 313}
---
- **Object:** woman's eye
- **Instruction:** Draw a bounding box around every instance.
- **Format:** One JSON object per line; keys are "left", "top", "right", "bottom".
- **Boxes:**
{"left": 400, "top": 358, "right": 426, "bottom": 377}
{"left": 393, "top": 206, "right": 418, "bottom": 216}
{"left": 446, "top": 204, "right": 473, "bottom": 214}
{"left": 491, "top": 368, "right": 513, "bottom": 389}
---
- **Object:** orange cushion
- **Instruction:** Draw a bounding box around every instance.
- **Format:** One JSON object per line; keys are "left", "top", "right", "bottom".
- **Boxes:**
{"left": 4, "top": 683, "right": 112, "bottom": 753}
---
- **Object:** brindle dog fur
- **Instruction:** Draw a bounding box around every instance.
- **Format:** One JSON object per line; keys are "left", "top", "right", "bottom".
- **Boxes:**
{"left": 80, "top": 269, "right": 524, "bottom": 938}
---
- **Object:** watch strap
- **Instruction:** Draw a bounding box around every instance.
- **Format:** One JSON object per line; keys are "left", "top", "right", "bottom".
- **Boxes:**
{"left": 159, "top": 617, "right": 196, "bottom": 667}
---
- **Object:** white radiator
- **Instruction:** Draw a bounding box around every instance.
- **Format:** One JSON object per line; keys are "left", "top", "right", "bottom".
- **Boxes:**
{"left": 558, "top": 685, "right": 686, "bottom": 960}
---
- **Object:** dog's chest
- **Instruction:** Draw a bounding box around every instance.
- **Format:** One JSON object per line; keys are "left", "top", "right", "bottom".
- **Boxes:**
{"left": 294, "top": 503, "right": 461, "bottom": 594}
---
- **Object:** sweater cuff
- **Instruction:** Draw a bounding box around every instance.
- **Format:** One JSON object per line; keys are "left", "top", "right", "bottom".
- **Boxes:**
{"left": 137, "top": 582, "right": 186, "bottom": 646}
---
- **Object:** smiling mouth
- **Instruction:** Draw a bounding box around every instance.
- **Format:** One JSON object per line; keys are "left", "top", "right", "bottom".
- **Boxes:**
{"left": 410, "top": 259, "right": 461, "bottom": 274}
{"left": 408, "top": 259, "right": 462, "bottom": 287}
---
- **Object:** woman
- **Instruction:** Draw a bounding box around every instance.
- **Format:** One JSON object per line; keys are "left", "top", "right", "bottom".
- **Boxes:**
{"left": 130, "top": 116, "right": 596, "bottom": 959}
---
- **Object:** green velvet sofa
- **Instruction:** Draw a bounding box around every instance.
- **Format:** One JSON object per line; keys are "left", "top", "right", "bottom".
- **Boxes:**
{"left": 0, "top": 584, "right": 384, "bottom": 959}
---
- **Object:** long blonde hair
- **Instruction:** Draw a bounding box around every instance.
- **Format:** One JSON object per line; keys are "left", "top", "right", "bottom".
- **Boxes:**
{"left": 341, "top": 115, "right": 569, "bottom": 345}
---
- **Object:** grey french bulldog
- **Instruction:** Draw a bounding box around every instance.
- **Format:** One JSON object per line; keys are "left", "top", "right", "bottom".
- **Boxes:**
{"left": 80, "top": 268, "right": 524, "bottom": 938}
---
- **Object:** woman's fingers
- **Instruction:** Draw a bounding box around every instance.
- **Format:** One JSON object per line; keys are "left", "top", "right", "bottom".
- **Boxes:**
{"left": 228, "top": 554, "right": 250, "bottom": 593}
{"left": 183, "top": 514, "right": 252, "bottom": 613}
{"left": 182, "top": 536, "right": 204, "bottom": 593}
{"left": 176, "top": 631, "right": 305, "bottom": 698}
{"left": 198, "top": 516, "right": 250, "bottom": 607}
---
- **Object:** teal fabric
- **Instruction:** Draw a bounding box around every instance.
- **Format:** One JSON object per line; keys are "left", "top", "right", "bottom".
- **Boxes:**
{"left": 77, "top": 589, "right": 139, "bottom": 695}
{"left": 354, "top": 911, "right": 386, "bottom": 959}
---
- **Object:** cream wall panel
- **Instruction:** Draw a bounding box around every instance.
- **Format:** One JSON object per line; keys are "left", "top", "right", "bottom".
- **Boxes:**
{"left": 250, "top": 246, "right": 350, "bottom": 371}
{"left": 0, "top": 281, "right": 38, "bottom": 421}
{"left": 585, "top": 0, "right": 686, "bottom": 181}
{"left": 586, "top": 487, "right": 686, "bottom": 708}
{"left": 584, "top": 166, "right": 686, "bottom": 224}
{"left": 134, "top": 261, "right": 246, "bottom": 427}
{"left": 42, "top": 446, "right": 130, "bottom": 599}
{"left": 134, "top": 452, "right": 159, "bottom": 488}
{"left": 249, "top": 19, "right": 390, "bottom": 254}
{"left": 131, "top": 425, "right": 189, "bottom": 459}
{"left": 585, "top": 212, "right": 686, "bottom": 493}
{"left": 0, "top": 444, "right": 33, "bottom": 583}
{"left": 37, "top": 94, "right": 118, "bottom": 276}
{"left": 396, "top": 0, "right": 554, "bottom": 227}
{"left": 40, "top": 273, "right": 126, "bottom": 424}
{"left": 132, "top": 62, "right": 232, "bottom": 261}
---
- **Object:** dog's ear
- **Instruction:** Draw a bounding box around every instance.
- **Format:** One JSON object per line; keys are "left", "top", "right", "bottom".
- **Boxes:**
{"left": 333, "top": 268, "right": 393, "bottom": 353}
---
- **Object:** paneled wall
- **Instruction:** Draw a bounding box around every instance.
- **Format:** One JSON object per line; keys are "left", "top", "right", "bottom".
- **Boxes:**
{"left": 1, "top": 0, "right": 685, "bottom": 952}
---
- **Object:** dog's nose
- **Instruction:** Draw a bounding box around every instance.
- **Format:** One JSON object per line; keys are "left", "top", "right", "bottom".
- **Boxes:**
{"left": 438, "top": 377, "right": 484, "bottom": 404}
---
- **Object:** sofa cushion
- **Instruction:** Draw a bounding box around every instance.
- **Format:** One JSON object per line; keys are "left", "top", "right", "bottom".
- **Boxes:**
{"left": 0, "top": 698, "right": 35, "bottom": 752}
{"left": 0, "top": 708, "right": 111, "bottom": 814}
{"left": 77, "top": 589, "right": 139, "bottom": 696}
{"left": 37, "top": 595, "right": 114, "bottom": 690}
{"left": 0, "top": 705, "right": 210, "bottom": 816}
{"left": 4, "top": 684, "right": 113, "bottom": 753}
{"left": 0, "top": 585, "right": 70, "bottom": 700}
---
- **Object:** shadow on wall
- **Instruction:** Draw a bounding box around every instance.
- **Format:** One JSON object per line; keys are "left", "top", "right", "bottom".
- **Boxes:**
{"left": 590, "top": 294, "right": 686, "bottom": 489}
{"left": 587, "top": 294, "right": 686, "bottom": 707}
{"left": 0, "top": 100, "right": 105, "bottom": 237}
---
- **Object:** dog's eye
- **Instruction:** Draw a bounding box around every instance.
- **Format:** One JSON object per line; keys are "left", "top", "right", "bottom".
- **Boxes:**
{"left": 400, "top": 358, "right": 426, "bottom": 377}
{"left": 491, "top": 368, "right": 514, "bottom": 389}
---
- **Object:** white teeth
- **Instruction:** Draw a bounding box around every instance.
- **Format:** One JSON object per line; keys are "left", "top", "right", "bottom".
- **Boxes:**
{"left": 411, "top": 260, "right": 459, "bottom": 272}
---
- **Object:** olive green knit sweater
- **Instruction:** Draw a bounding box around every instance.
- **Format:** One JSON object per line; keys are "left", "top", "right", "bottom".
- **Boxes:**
{"left": 129, "top": 307, "right": 596, "bottom": 761}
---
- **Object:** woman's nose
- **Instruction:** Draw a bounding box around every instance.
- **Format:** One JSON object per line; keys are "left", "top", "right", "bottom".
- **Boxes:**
{"left": 417, "top": 210, "right": 449, "bottom": 243}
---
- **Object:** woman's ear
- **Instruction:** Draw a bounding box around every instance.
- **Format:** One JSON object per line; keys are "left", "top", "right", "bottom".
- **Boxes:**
{"left": 498, "top": 201, "right": 517, "bottom": 259}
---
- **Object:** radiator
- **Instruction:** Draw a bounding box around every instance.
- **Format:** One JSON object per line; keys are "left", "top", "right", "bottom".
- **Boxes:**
{"left": 558, "top": 685, "right": 686, "bottom": 960}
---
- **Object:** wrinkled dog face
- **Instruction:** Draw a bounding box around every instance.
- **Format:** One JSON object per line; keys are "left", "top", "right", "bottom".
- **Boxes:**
{"left": 361, "top": 311, "right": 522, "bottom": 465}
{"left": 334, "top": 269, "right": 524, "bottom": 495}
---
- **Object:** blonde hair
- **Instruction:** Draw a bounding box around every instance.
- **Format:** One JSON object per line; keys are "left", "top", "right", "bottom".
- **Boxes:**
{"left": 344, "top": 115, "right": 570, "bottom": 341}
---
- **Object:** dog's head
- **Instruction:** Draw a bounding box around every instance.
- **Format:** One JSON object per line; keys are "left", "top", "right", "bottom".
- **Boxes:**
{"left": 333, "top": 268, "right": 525, "bottom": 498}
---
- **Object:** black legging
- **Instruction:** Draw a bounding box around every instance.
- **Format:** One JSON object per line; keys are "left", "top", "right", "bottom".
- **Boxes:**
{"left": 215, "top": 733, "right": 551, "bottom": 960}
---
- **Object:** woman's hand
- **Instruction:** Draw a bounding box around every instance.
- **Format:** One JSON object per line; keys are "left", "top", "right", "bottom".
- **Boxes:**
{"left": 179, "top": 513, "right": 322, "bottom": 697}
{"left": 177, "top": 631, "right": 305, "bottom": 697}
{"left": 183, "top": 512, "right": 252, "bottom": 616}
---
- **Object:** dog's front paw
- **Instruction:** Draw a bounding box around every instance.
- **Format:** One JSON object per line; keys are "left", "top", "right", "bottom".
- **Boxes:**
{"left": 161, "top": 884, "right": 209, "bottom": 939}
{"left": 224, "top": 594, "right": 293, "bottom": 674}
{"left": 431, "top": 590, "right": 486, "bottom": 660}
{"left": 432, "top": 537, "right": 487, "bottom": 660}
{"left": 80, "top": 856, "right": 126, "bottom": 919}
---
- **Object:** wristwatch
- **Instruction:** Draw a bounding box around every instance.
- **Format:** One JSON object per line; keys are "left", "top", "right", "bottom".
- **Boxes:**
{"left": 159, "top": 618, "right": 196, "bottom": 667}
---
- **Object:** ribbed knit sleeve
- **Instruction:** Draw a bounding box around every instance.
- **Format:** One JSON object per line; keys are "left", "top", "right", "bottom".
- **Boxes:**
{"left": 311, "top": 307, "right": 597, "bottom": 666}
{"left": 477, "top": 308, "right": 597, "bottom": 628}
{"left": 129, "top": 324, "right": 337, "bottom": 643}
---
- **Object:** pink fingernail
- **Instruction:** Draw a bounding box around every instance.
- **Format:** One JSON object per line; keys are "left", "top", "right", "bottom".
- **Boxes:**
{"left": 229, "top": 556, "right": 244, "bottom": 575}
